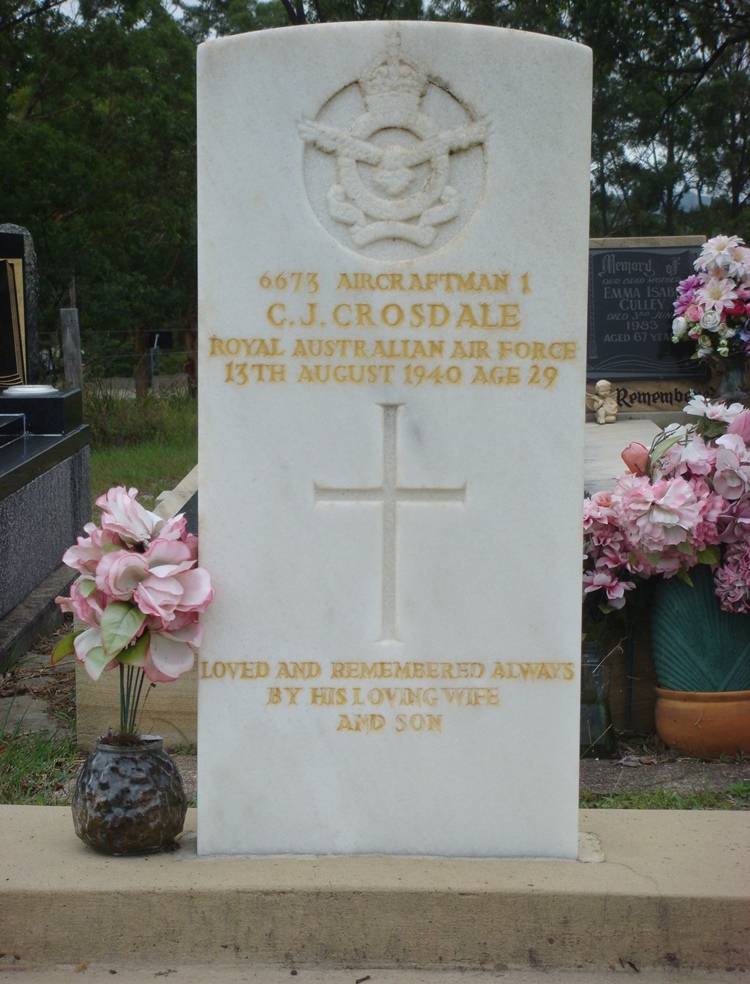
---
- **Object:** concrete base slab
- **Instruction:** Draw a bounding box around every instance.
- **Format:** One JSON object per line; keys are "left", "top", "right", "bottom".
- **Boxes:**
{"left": 1, "top": 967, "right": 744, "bottom": 983}
{"left": 1, "top": 808, "right": 748, "bottom": 973}
{"left": 0, "top": 564, "right": 73, "bottom": 673}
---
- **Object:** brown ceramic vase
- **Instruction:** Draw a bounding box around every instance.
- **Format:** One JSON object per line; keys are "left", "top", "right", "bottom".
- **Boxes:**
{"left": 72, "top": 736, "right": 187, "bottom": 855}
{"left": 654, "top": 688, "right": 750, "bottom": 759}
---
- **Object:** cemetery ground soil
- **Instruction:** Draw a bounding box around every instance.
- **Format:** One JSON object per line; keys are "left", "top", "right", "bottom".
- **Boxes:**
{"left": 1, "top": 623, "right": 749, "bottom": 808}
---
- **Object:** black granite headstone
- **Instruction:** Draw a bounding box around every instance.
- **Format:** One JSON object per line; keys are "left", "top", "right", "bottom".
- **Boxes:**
{"left": 587, "top": 245, "right": 707, "bottom": 381}
{"left": 0, "top": 225, "right": 40, "bottom": 386}
{"left": 0, "top": 239, "right": 25, "bottom": 386}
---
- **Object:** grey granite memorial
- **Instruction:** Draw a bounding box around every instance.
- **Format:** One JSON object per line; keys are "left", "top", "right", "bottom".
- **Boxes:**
{"left": 0, "top": 226, "right": 89, "bottom": 668}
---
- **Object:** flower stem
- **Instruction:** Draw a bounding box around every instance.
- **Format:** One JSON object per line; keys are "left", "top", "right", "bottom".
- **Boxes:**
{"left": 119, "top": 663, "right": 147, "bottom": 736}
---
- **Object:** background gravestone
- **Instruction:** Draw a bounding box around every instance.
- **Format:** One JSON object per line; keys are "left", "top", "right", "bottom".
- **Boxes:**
{"left": 586, "top": 236, "right": 707, "bottom": 413}
{"left": 0, "top": 225, "right": 40, "bottom": 387}
{"left": 197, "top": 23, "right": 592, "bottom": 858}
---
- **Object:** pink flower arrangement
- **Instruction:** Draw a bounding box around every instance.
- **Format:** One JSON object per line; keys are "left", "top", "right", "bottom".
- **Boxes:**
{"left": 53, "top": 487, "right": 214, "bottom": 736}
{"left": 672, "top": 234, "right": 750, "bottom": 368}
{"left": 583, "top": 397, "right": 750, "bottom": 618}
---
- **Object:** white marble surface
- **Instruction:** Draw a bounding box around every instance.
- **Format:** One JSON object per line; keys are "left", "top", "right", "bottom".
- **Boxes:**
{"left": 583, "top": 420, "right": 661, "bottom": 494}
{"left": 197, "top": 22, "right": 592, "bottom": 857}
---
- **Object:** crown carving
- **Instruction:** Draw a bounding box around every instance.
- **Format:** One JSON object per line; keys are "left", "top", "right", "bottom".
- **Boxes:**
{"left": 361, "top": 38, "right": 426, "bottom": 109}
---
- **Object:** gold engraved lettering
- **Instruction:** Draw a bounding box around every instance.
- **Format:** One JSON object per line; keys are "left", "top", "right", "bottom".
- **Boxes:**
{"left": 335, "top": 272, "right": 509, "bottom": 293}
{"left": 497, "top": 341, "right": 576, "bottom": 361}
{"left": 471, "top": 365, "right": 521, "bottom": 385}
{"left": 201, "top": 660, "right": 270, "bottom": 679}
{"left": 225, "top": 363, "right": 284, "bottom": 383}
{"left": 299, "top": 303, "right": 318, "bottom": 327}
{"left": 337, "top": 713, "right": 386, "bottom": 732}
{"left": 297, "top": 364, "right": 395, "bottom": 384}
{"left": 276, "top": 661, "right": 322, "bottom": 679}
{"left": 455, "top": 303, "right": 521, "bottom": 329}
{"left": 266, "top": 687, "right": 304, "bottom": 705}
{"left": 490, "top": 661, "right": 575, "bottom": 681}
{"left": 441, "top": 687, "right": 499, "bottom": 706}
{"left": 381, "top": 304, "right": 404, "bottom": 327}
{"left": 528, "top": 365, "right": 558, "bottom": 389}
{"left": 211, "top": 337, "right": 286, "bottom": 358}
{"left": 310, "top": 687, "right": 348, "bottom": 705}
{"left": 267, "top": 303, "right": 287, "bottom": 327}
{"left": 395, "top": 714, "right": 442, "bottom": 733}
{"left": 365, "top": 686, "right": 439, "bottom": 707}
{"left": 450, "top": 340, "right": 490, "bottom": 359}
{"left": 330, "top": 661, "right": 485, "bottom": 679}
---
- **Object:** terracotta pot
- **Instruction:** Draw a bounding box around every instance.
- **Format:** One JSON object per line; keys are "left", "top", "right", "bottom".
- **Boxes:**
{"left": 72, "top": 736, "right": 187, "bottom": 855}
{"left": 654, "top": 688, "right": 750, "bottom": 759}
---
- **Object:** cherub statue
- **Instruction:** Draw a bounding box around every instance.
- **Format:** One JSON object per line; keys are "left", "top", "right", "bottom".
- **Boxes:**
{"left": 592, "top": 379, "right": 619, "bottom": 425}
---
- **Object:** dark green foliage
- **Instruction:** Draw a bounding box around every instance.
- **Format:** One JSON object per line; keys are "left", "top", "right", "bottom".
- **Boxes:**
{"left": 1, "top": 0, "right": 748, "bottom": 375}
{"left": 0, "top": 0, "right": 197, "bottom": 379}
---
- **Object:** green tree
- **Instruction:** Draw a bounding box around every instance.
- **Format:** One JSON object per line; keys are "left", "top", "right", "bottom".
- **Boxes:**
{"left": 0, "top": 0, "right": 197, "bottom": 390}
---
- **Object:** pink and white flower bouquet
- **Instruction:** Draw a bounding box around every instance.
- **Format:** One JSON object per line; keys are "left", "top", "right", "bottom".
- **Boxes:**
{"left": 583, "top": 396, "right": 750, "bottom": 619}
{"left": 52, "top": 487, "right": 214, "bottom": 738}
{"left": 671, "top": 234, "right": 750, "bottom": 372}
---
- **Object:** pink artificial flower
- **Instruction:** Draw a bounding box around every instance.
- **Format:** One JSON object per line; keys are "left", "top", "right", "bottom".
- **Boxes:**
{"left": 143, "top": 536, "right": 195, "bottom": 571}
{"left": 56, "top": 580, "right": 107, "bottom": 627}
{"left": 621, "top": 442, "right": 650, "bottom": 475}
{"left": 717, "top": 494, "right": 750, "bottom": 544}
{"left": 727, "top": 410, "right": 750, "bottom": 445}
{"left": 583, "top": 490, "right": 616, "bottom": 533}
{"left": 62, "top": 524, "right": 122, "bottom": 576}
{"left": 678, "top": 436, "right": 717, "bottom": 477}
{"left": 713, "top": 445, "right": 750, "bottom": 500}
{"left": 695, "top": 235, "right": 744, "bottom": 273}
{"left": 685, "top": 396, "right": 746, "bottom": 423}
{"left": 714, "top": 540, "right": 750, "bottom": 614}
{"left": 689, "top": 478, "right": 727, "bottom": 551}
{"left": 95, "top": 550, "right": 149, "bottom": 601}
{"left": 614, "top": 474, "right": 703, "bottom": 551}
{"left": 142, "top": 626, "right": 199, "bottom": 682}
{"left": 726, "top": 245, "right": 750, "bottom": 280}
{"left": 583, "top": 571, "right": 634, "bottom": 609}
{"left": 96, "top": 486, "right": 165, "bottom": 544}
{"left": 684, "top": 303, "right": 704, "bottom": 323}
{"left": 74, "top": 627, "right": 118, "bottom": 681}
{"left": 696, "top": 277, "right": 738, "bottom": 314}
{"left": 132, "top": 547, "right": 214, "bottom": 623}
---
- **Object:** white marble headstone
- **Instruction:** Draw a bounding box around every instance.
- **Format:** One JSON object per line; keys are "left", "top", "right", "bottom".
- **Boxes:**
{"left": 197, "top": 22, "right": 592, "bottom": 857}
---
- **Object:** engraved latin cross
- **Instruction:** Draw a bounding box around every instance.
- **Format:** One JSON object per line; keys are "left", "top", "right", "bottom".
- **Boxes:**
{"left": 314, "top": 403, "right": 466, "bottom": 642}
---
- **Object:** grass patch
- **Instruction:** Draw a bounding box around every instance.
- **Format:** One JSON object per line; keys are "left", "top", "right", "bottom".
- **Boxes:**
{"left": 580, "top": 781, "right": 750, "bottom": 810}
{"left": 85, "top": 384, "right": 197, "bottom": 509}
{"left": 0, "top": 729, "right": 79, "bottom": 805}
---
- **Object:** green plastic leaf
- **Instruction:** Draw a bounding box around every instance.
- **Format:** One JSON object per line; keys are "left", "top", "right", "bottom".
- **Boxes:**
{"left": 650, "top": 430, "right": 687, "bottom": 469}
{"left": 697, "top": 419, "right": 727, "bottom": 440}
{"left": 697, "top": 547, "right": 721, "bottom": 565}
{"left": 50, "top": 630, "right": 82, "bottom": 665}
{"left": 101, "top": 602, "right": 146, "bottom": 657}
{"left": 79, "top": 579, "right": 97, "bottom": 598}
{"left": 675, "top": 568, "right": 694, "bottom": 586}
{"left": 85, "top": 645, "right": 113, "bottom": 681}
{"left": 118, "top": 630, "right": 150, "bottom": 665}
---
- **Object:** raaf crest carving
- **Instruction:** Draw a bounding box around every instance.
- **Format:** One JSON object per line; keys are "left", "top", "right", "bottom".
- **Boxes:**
{"left": 300, "top": 36, "right": 487, "bottom": 260}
